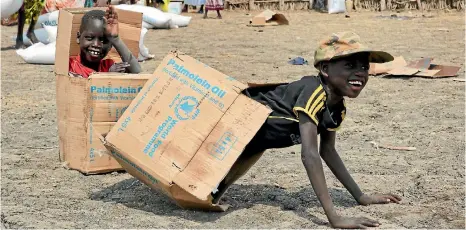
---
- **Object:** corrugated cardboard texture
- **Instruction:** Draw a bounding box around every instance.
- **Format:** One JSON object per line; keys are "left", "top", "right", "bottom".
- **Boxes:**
{"left": 55, "top": 8, "right": 142, "bottom": 76}
{"left": 57, "top": 74, "right": 150, "bottom": 174}
{"left": 104, "top": 51, "right": 272, "bottom": 210}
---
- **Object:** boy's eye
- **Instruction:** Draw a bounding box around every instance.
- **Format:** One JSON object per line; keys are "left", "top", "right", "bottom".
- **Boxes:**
{"left": 344, "top": 63, "right": 354, "bottom": 68}
{"left": 362, "top": 65, "right": 369, "bottom": 70}
{"left": 85, "top": 36, "right": 93, "bottom": 41}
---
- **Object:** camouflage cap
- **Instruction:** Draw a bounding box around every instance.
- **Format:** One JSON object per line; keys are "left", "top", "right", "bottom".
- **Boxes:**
{"left": 313, "top": 31, "right": 394, "bottom": 67}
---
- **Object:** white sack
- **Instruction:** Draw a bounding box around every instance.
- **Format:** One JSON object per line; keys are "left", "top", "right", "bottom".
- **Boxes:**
{"left": 114, "top": 4, "right": 170, "bottom": 29}
{"left": 1, "top": 0, "right": 24, "bottom": 19}
{"left": 15, "top": 28, "right": 51, "bottom": 46}
{"left": 142, "top": 21, "right": 155, "bottom": 29}
{"left": 16, "top": 42, "right": 56, "bottom": 65}
{"left": 328, "top": 0, "right": 346, "bottom": 14}
{"left": 35, "top": 11, "right": 59, "bottom": 29}
{"left": 165, "top": 13, "right": 191, "bottom": 27}
{"left": 43, "top": 25, "right": 58, "bottom": 43}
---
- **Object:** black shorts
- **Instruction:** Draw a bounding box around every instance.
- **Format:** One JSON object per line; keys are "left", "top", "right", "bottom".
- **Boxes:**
{"left": 243, "top": 117, "right": 301, "bottom": 155}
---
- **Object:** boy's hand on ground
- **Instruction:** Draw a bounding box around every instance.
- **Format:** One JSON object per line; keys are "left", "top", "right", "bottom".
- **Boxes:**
{"left": 109, "top": 62, "right": 130, "bottom": 72}
{"left": 104, "top": 5, "right": 119, "bottom": 38}
{"left": 330, "top": 216, "right": 380, "bottom": 229}
{"left": 358, "top": 193, "right": 401, "bottom": 206}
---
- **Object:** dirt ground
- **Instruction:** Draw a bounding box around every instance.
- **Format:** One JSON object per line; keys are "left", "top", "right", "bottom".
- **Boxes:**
{"left": 1, "top": 10, "right": 465, "bottom": 229}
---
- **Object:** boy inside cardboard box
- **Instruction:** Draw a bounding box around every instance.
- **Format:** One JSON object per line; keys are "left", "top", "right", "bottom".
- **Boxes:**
{"left": 103, "top": 31, "right": 403, "bottom": 229}
{"left": 55, "top": 7, "right": 150, "bottom": 174}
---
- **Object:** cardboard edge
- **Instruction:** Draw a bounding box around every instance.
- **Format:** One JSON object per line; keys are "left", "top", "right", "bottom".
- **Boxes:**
{"left": 55, "top": 9, "right": 73, "bottom": 76}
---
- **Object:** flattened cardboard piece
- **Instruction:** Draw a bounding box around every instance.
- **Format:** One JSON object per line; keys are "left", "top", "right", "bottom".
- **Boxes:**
{"left": 370, "top": 56, "right": 461, "bottom": 78}
{"left": 55, "top": 7, "right": 145, "bottom": 174}
{"left": 249, "top": 10, "right": 289, "bottom": 27}
{"left": 104, "top": 51, "right": 272, "bottom": 210}
{"left": 425, "top": 64, "right": 461, "bottom": 78}
{"left": 369, "top": 56, "right": 407, "bottom": 75}
{"left": 407, "top": 57, "right": 433, "bottom": 69}
{"left": 387, "top": 66, "right": 419, "bottom": 76}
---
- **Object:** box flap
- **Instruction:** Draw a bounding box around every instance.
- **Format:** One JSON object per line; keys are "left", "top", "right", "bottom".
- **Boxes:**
{"left": 407, "top": 57, "right": 433, "bottom": 69}
{"left": 429, "top": 64, "right": 461, "bottom": 78}
{"left": 55, "top": 8, "right": 142, "bottom": 76}
{"left": 173, "top": 94, "right": 272, "bottom": 200}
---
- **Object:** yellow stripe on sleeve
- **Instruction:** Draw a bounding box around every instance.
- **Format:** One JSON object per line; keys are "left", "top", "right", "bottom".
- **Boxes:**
{"left": 304, "top": 85, "right": 324, "bottom": 112}
{"left": 308, "top": 93, "right": 325, "bottom": 115}
{"left": 310, "top": 100, "right": 324, "bottom": 118}
{"left": 293, "top": 107, "right": 319, "bottom": 125}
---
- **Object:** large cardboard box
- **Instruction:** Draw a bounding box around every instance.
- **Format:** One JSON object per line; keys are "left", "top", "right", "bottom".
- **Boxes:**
{"left": 55, "top": 8, "right": 147, "bottom": 174}
{"left": 102, "top": 51, "right": 272, "bottom": 210}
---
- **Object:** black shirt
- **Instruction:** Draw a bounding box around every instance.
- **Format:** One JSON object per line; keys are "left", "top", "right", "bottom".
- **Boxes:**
{"left": 243, "top": 76, "right": 346, "bottom": 150}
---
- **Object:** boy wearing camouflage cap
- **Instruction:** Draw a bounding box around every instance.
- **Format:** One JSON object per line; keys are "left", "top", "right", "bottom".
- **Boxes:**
{"left": 212, "top": 32, "right": 402, "bottom": 229}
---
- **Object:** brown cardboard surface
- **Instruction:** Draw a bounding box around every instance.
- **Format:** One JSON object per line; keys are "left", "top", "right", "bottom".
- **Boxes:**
{"left": 369, "top": 56, "right": 407, "bottom": 75}
{"left": 249, "top": 10, "right": 289, "bottom": 27}
{"left": 103, "top": 51, "right": 272, "bottom": 210}
{"left": 369, "top": 56, "right": 460, "bottom": 78}
{"left": 55, "top": 8, "right": 146, "bottom": 174}
{"left": 57, "top": 74, "right": 150, "bottom": 174}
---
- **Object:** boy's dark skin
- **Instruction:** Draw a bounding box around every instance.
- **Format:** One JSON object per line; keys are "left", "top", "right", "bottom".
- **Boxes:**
{"left": 213, "top": 52, "right": 401, "bottom": 229}
{"left": 77, "top": 6, "right": 141, "bottom": 74}
{"left": 15, "top": 4, "right": 39, "bottom": 49}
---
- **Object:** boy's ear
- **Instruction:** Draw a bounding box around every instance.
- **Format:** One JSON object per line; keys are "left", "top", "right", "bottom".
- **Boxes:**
{"left": 319, "top": 62, "right": 329, "bottom": 78}
{"left": 76, "top": 32, "right": 81, "bottom": 44}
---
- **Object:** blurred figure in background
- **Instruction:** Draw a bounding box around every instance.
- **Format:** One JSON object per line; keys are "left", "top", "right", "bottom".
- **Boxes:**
{"left": 15, "top": 0, "right": 46, "bottom": 49}
{"left": 203, "top": 0, "right": 222, "bottom": 19}
{"left": 183, "top": 0, "right": 205, "bottom": 13}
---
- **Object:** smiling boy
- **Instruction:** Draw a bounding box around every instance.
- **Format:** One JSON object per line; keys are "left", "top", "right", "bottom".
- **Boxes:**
{"left": 69, "top": 6, "right": 141, "bottom": 78}
{"left": 212, "top": 32, "right": 402, "bottom": 229}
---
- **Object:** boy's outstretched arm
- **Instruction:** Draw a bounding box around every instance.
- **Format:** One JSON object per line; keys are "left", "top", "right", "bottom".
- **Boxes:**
{"left": 105, "top": 6, "right": 142, "bottom": 74}
{"left": 298, "top": 112, "right": 380, "bottom": 229}
{"left": 319, "top": 130, "right": 402, "bottom": 206}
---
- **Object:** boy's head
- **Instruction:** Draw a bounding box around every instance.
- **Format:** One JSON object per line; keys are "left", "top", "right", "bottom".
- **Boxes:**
{"left": 77, "top": 10, "right": 111, "bottom": 63}
{"left": 314, "top": 32, "right": 393, "bottom": 98}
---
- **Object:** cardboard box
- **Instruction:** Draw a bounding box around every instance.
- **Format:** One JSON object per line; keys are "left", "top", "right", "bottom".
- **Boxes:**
{"left": 102, "top": 51, "right": 272, "bottom": 210}
{"left": 249, "top": 10, "right": 289, "bottom": 27}
{"left": 55, "top": 8, "right": 147, "bottom": 174}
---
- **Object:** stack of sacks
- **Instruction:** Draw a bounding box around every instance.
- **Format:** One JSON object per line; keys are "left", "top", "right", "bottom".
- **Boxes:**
{"left": 114, "top": 4, "right": 191, "bottom": 29}
{"left": 16, "top": 24, "right": 153, "bottom": 64}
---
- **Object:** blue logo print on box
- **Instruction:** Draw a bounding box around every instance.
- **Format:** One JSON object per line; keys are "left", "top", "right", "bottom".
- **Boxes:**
{"left": 143, "top": 94, "right": 200, "bottom": 158}
{"left": 210, "top": 132, "right": 238, "bottom": 161}
{"left": 175, "top": 96, "right": 200, "bottom": 121}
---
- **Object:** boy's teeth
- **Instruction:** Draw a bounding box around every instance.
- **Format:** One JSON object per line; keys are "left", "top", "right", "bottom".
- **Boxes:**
{"left": 349, "top": 80, "right": 362, "bottom": 86}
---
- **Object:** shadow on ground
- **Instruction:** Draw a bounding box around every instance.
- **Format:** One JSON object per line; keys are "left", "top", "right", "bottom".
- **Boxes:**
{"left": 90, "top": 178, "right": 357, "bottom": 226}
